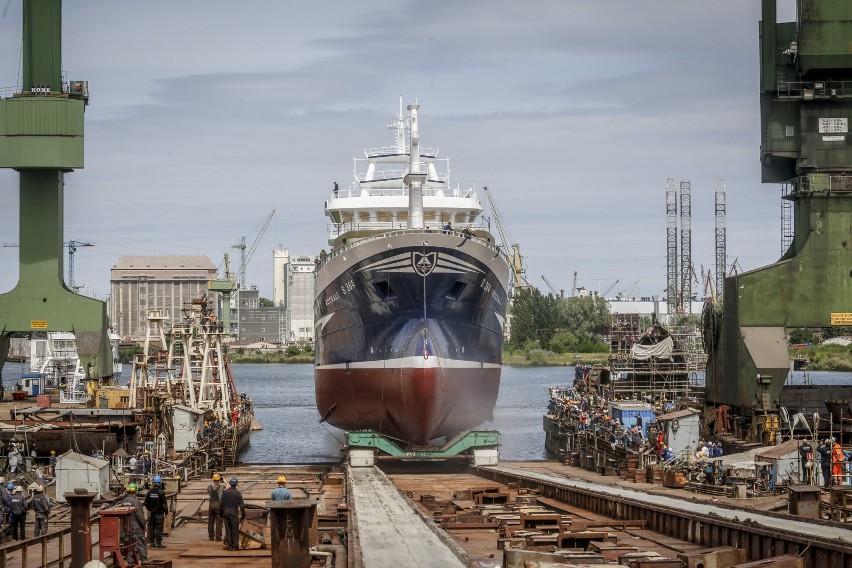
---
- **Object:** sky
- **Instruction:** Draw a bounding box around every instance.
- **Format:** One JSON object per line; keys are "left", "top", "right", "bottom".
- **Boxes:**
{"left": 0, "top": 0, "right": 798, "bottom": 302}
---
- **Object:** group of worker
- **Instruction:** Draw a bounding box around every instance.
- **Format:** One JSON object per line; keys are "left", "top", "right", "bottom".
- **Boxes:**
{"left": 120, "top": 474, "right": 169, "bottom": 561}
{"left": 0, "top": 482, "right": 53, "bottom": 541}
{"left": 205, "top": 472, "right": 291, "bottom": 552}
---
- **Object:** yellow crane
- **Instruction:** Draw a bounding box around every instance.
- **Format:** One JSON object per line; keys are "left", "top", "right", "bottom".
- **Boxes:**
{"left": 483, "top": 186, "right": 531, "bottom": 292}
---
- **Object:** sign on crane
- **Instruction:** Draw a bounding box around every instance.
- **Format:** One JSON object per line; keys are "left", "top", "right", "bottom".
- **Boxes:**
{"left": 232, "top": 209, "right": 275, "bottom": 290}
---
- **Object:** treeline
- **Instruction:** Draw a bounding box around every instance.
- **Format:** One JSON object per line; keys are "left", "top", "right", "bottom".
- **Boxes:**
{"left": 507, "top": 289, "right": 611, "bottom": 355}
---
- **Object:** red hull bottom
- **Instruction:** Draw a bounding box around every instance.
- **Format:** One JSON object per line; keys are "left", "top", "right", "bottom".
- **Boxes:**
{"left": 315, "top": 364, "right": 500, "bottom": 445}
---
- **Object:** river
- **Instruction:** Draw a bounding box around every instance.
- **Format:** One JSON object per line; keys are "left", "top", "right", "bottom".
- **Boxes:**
{"left": 2, "top": 362, "right": 850, "bottom": 463}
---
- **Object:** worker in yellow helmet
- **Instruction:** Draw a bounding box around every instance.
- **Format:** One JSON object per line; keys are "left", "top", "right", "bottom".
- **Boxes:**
{"left": 271, "top": 475, "right": 291, "bottom": 501}
{"left": 121, "top": 483, "right": 147, "bottom": 561}
{"left": 207, "top": 472, "right": 224, "bottom": 541}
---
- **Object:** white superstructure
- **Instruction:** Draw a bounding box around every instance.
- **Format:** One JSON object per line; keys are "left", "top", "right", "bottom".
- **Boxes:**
{"left": 325, "top": 100, "right": 485, "bottom": 247}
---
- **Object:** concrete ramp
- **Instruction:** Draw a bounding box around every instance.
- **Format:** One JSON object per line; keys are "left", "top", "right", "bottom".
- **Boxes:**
{"left": 349, "top": 466, "right": 468, "bottom": 567}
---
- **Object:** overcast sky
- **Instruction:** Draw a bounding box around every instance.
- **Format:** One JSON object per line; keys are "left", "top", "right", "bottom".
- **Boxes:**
{"left": 0, "top": 1, "right": 798, "bottom": 302}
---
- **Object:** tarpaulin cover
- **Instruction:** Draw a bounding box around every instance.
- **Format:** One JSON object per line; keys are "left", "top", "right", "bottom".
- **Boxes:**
{"left": 629, "top": 336, "right": 673, "bottom": 360}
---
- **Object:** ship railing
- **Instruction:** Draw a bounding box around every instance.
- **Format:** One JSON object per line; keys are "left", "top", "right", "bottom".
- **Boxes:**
{"left": 318, "top": 226, "right": 503, "bottom": 269}
{"left": 326, "top": 221, "right": 484, "bottom": 237}
{"left": 333, "top": 183, "right": 474, "bottom": 200}
{"left": 364, "top": 146, "right": 438, "bottom": 158}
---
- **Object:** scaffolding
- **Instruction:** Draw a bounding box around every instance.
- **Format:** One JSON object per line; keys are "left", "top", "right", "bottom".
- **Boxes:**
{"left": 607, "top": 314, "right": 705, "bottom": 404}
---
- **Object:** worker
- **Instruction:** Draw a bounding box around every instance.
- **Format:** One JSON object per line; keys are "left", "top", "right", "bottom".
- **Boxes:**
{"left": 271, "top": 475, "right": 292, "bottom": 501}
{"left": 818, "top": 439, "right": 833, "bottom": 487}
{"left": 120, "top": 483, "right": 147, "bottom": 561}
{"left": 31, "top": 485, "right": 52, "bottom": 536}
{"left": 221, "top": 477, "right": 246, "bottom": 552}
{"left": 8, "top": 486, "right": 28, "bottom": 540}
{"left": 832, "top": 438, "right": 846, "bottom": 486}
{"left": 207, "top": 473, "right": 224, "bottom": 541}
{"left": 7, "top": 445, "right": 20, "bottom": 474}
{"left": 48, "top": 450, "right": 57, "bottom": 476}
{"left": 143, "top": 475, "right": 168, "bottom": 548}
{"left": 443, "top": 221, "right": 452, "bottom": 233}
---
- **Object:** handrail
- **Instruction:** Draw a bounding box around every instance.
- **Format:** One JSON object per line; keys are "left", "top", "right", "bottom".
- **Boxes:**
{"left": 0, "top": 524, "right": 99, "bottom": 568}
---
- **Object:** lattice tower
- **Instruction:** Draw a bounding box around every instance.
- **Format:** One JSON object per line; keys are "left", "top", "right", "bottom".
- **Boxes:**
{"left": 665, "top": 178, "right": 679, "bottom": 316}
{"left": 679, "top": 180, "right": 693, "bottom": 314}
{"left": 715, "top": 178, "right": 727, "bottom": 302}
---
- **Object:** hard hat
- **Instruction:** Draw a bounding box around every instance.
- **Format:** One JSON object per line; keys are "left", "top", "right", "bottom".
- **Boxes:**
{"left": 50, "top": 450, "right": 56, "bottom": 455}
{"left": 229, "top": 477, "right": 238, "bottom": 486}
{"left": 14, "top": 486, "right": 22, "bottom": 493}
{"left": 34, "top": 485, "right": 44, "bottom": 493}
{"left": 126, "top": 483, "right": 137, "bottom": 493}
{"left": 277, "top": 475, "right": 287, "bottom": 484}
{"left": 212, "top": 473, "right": 221, "bottom": 481}
{"left": 5, "top": 483, "right": 12, "bottom": 490}
{"left": 153, "top": 475, "right": 162, "bottom": 484}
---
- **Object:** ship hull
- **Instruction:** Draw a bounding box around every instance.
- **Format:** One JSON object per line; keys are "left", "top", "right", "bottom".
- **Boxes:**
{"left": 314, "top": 231, "right": 511, "bottom": 445}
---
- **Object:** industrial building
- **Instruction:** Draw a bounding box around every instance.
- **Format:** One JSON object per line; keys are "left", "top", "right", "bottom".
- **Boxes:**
{"left": 272, "top": 248, "right": 316, "bottom": 346}
{"left": 109, "top": 256, "right": 218, "bottom": 342}
{"left": 231, "top": 286, "right": 285, "bottom": 345}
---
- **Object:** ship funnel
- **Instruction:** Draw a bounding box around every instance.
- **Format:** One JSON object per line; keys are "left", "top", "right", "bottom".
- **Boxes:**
{"left": 404, "top": 103, "right": 427, "bottom": 229}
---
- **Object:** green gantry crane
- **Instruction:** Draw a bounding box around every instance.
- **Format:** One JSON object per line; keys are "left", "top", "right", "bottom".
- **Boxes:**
{"left": 0, "top": 0, "right": 114, "bottom": 384}
{"left": 703, "top": 0, "right": 852, "bottom": 443}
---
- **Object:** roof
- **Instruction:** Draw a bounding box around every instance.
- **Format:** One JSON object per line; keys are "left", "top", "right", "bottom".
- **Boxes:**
{"left": 57, "top": 451, "right": 109, "bottom": 467}
{"left": 658, "top": 408, "right": 701, "bottom": 421}
{"left": 755, "top": 439, "right": 802, "bottom": 460}
{"left": 112, "top": 255, "right": 216, "bottom": 270}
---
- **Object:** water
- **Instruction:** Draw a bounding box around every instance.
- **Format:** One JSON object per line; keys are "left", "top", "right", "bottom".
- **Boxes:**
{"left": 3, "top": 362, "right": 851, "bottom": 463}
{"left": 232, "top": 364, "right": 572, "bottom": 463}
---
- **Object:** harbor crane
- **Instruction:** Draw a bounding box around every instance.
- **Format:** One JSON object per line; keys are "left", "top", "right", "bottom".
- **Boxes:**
{"left": 232, "top": 209, "right": 275, "bottom": 290}
{"left": 541, "top": 275, "right": 564, "bottom": 298}
{"left": 483, "top": 186, "right": 531, "bottom": 292}
{"left": 3, "top": 240, "right": 94, "bottom": 291}
{"left": 601, "top": 279, "right": 619, "bottom": 297}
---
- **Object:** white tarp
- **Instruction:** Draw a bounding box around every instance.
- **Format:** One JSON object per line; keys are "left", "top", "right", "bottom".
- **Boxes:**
{"left": 629, "top": 336, "right": 673, "bottom": 360}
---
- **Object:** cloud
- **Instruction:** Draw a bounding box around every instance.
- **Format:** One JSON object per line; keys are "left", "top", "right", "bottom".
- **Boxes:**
{"left": 0, "top": 1, "right": 785, "bottom": 302}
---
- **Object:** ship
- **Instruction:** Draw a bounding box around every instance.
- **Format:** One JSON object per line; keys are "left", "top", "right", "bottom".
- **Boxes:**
{"left": 314, "top": 102, "right": 513, "bottom": 446}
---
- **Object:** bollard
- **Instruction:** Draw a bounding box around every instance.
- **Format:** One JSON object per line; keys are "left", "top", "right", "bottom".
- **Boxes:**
{"left": 64, "top": 489, "right": 97, "bottom": 568}
{"left": 266, "top": 498, "right": 319, "bottom": 568}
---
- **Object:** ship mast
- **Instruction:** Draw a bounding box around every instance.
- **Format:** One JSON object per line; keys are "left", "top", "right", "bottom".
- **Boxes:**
{"left": 404, "top": 103, "right": 427, "bottom": 229}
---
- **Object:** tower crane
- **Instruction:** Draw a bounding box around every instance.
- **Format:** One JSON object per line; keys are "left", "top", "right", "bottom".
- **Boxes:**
{"left": 541, "top": 275, "right": 564, "bottom": 298}
{"left": 483, "top": 186, "right": 531, "bottom": 292}
{"left": 3, "top": 240, "right": 94, "bottom": 291}
{"left": 232, "top": 209, "right": 275, "bottom": 290}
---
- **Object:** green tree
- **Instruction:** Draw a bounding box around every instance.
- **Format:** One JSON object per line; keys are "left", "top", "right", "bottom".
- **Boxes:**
{"left": 555, "top": 295, "right": 611, "bottom": 335}
{"left": 259, "top": 297, "right": 275, "bottom": 308}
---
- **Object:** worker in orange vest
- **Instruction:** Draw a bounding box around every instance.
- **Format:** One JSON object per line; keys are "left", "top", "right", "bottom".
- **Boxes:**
{"left": 832, "top": 439, "right": 846, "bottom": 485}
